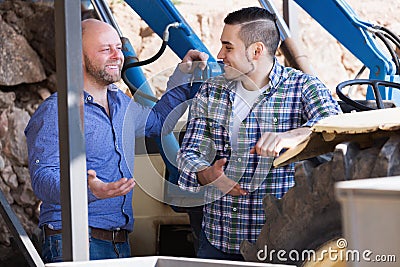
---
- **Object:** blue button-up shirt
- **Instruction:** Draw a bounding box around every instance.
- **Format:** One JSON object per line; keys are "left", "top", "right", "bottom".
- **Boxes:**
{"left": 25, "top": 68, "right": 191, "bottom": 232}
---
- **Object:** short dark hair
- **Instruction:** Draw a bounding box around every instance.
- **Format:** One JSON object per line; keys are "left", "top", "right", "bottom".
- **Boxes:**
{"left": 224, "top": 7, "right": 280, "bottom": 57}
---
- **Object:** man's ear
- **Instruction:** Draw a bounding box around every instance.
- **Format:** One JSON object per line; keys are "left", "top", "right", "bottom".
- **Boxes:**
{"left": 253, "top": 42, "right": 265, "bottom": 59}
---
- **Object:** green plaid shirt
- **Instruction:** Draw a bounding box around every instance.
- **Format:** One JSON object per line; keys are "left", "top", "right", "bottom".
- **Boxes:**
{"left": 177, "top": 59, "right": 341, "bottom": 254}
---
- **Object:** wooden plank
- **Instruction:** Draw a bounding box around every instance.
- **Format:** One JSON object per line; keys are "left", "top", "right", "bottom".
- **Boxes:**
{"left": 274, "top": 108, "right": 400, "bottom": 167}
{"left": 312, "top": 108, "right": 400, "bottom": 134}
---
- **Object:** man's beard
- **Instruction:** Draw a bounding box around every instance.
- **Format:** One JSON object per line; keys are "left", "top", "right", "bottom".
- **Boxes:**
{"left": 84, "top": 55, "right": 122, "bottom": 85}
{"left": 223, "top": 51, "right": 254, "bottom": 81}
{"left": 224, "top": 62, "right": 254, "bottom": 81}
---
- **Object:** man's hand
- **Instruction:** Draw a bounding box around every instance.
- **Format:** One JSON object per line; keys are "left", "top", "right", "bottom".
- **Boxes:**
{"left": 87, "top": 169, "right": 135, "bottom": 199}
{"left": 179, "top": 49, "right": 209, "bottom": 73}
{"left": 197, "top": 158, "right": 248, "bottom": 196}
{"left": 250, "top": 127, "right": 311, "bottom": 157}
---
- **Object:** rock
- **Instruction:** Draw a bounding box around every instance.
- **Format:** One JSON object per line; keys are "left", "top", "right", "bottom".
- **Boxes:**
{"left": 46, "top": 73, "right": 57, "bottom": 93}
{"left": 12, "top": 182, "right": 37, "bottom": 207}
{"left": 0, "top": 177, "right": 13, "bottom": 205}
{"left": 23, "top": 7, "right": 55, "bottom": 75}
{"left": 0, "top": 91, "right": 15, "bottom": 109}
{"left": 3, "top": 107, "right": 30, "bottom": 166}
{"left": 13, "top": 166, "right": 30, "bottom": 185}
{"left": 0, "top": 110, "right": 8, "bottom": 140}
{"left": 1, "top": 166, "right": 18, "bottom": 190}
{"left": 0, "top": 16, "right": 46, "bottom": 86}
{"left": 0, "top": 156, "right": 5, "bottom": 170}
{"left": 0, "top": 1, "right": 56, "bottom": 75}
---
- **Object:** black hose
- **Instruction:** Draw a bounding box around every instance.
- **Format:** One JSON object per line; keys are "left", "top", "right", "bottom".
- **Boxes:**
{"left": 372, "top": 26, "right": 400, "bottom": 74}
{"left": 379, "top": 26, "right": 400, "bottom": 49}
{"left": 122, "top": 41, "right": 168, "bottom": 72}
{"left": 382, "top": 31, "right": 400, "bottom": 50}
{"left": 120, "top": 22, "right": 180, "bottom": 102}
{"left": 354, "top": 65, "right": 367, "bottom": 79}
{"left": 120, "top": 40, "right": 169, "bottom": 102}
{"left": 375, "top": 31, "right": 400, "bottom": 74}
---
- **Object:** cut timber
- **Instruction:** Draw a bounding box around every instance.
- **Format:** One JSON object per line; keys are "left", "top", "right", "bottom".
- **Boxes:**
{"left": 274, "top": 108, "right": 400, "bottom": 167}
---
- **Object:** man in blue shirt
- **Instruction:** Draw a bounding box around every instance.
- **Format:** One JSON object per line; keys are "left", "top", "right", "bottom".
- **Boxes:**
{"left": 24, "top": 19, "right": 208, "bottom": 262}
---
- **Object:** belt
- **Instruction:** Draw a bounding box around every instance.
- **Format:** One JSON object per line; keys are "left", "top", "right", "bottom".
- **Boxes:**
{"left": 44, "top": 226, "right": 128, "bottom": 243}
{"left": 44, "top": 226, "right": 62, "bottom": 236}
{"left": 91, "top": 227, "right": 128, "bottom": 243}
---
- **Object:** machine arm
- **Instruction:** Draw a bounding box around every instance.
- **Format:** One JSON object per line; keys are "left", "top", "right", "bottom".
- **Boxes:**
{"left": 124, "top": 0, "right": 215, "bottom": 61}
{"left": 294, "top": 0, "right": 395, "bottom": 80}
{"left": 293, "top": 0, "right": 400, "bottom": 103}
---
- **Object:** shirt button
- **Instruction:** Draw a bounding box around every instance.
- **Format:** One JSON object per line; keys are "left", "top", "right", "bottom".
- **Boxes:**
{"left": 273, "top": 117, "right": 278, "bottom": 124}
{"left": 232, "top": 207, "right": 238, "bottom": 212}
{"left": 237, "top": 158, "right": 241, "bottom": 162}
{"left": 88, "top": 96, "right": 92, "bottom": 101}
{"left": 35, "top": 159, "right": 40, "bottom": 164}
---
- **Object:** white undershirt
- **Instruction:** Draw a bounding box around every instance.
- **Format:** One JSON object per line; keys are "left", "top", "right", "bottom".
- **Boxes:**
{"left": 230, "top": 82, "right": 269, "bottom": 151}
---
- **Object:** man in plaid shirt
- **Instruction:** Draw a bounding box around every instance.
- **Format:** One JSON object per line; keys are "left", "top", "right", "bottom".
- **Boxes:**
{"left": 177, "top": 7, "right": 341, "bottom": 260}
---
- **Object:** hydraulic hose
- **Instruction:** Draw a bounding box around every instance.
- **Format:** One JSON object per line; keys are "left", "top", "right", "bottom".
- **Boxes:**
{"left": 375, "top": 31, "right": 400, "bottom": 75}
{"left": 373, "top": 25, "right": 400, "bottom": 74}
{"left": 122, "top": 22, "right": 180, "bottom": 71}
{"left": 121, "top": 22, "right": 181, "bottom": 102}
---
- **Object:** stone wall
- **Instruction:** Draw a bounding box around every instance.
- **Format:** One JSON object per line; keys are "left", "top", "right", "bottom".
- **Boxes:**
{"left": 0, "top": 1, "right": 54, "bottom": 265}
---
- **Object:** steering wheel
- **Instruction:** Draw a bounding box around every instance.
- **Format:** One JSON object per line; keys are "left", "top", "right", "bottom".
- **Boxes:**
{"left": 336, "top": 79, "right": 400, "bottom": 111}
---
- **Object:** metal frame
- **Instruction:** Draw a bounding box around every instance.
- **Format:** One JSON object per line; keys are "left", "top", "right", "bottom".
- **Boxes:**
{"left": 283, "top": 0, "right": 299, "bottom": 41}
{"left": 54, "top": 0, "right": 89, "bottom": 262}
{"left": 0, "top": 190, "right": 44, "bottom": 267}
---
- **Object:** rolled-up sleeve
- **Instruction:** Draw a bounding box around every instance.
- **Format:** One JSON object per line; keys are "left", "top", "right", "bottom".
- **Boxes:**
{"left": 177, "top": 84, "right": 213, "bottom": 192}
{"left": 24, "top": 96, "right": 62, "bottom": 204}
{"left": 301, "top": 76, "right": 342, "bottom": 127}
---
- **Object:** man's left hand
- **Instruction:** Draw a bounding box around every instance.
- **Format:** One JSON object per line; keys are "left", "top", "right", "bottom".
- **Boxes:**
{"left": 87, "top": 169, "right": 135, "bottom": 199}
{"left": 250, "top": 127, "right": 311, "bottom": 157}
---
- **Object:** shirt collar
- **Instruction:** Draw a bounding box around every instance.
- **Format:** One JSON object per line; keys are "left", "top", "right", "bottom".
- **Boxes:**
{"left": 268, "top": 57, "right": 285, "bottom": 90}
{"left": 83, "top": 84, "right": 119, "bottom": 103}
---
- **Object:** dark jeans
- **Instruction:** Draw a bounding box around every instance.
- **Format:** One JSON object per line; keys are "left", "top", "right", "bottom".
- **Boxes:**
{"left": 187, "top": 206, "right": 204, "bottom": 254}
{"left": 41, "top": 228, "right": 131, "bottom": 263}
{"left": 197, "top": 228, "right": 244, "bottom": 261}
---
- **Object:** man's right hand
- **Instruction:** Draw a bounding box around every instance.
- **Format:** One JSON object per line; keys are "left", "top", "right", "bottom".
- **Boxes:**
{"left": 197, "top": 158, "right": 248, "bottom": 196}
{"left": 87, "top": 169, "right": 135, "bottom": 199}
{"left": 179, "top": 49, "right": 209, "bottom": 73}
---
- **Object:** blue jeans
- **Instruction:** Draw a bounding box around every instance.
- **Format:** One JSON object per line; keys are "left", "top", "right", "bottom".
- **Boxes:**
{"left": 197, "top": 228, "right": 244, "bottom": 261}
{"left": 42, "top": 228, "right": 131, "bottom": 263}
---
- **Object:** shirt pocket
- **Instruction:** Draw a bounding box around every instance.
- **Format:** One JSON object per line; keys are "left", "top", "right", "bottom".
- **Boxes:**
{"left": 254, "top": 103, "right": 297, "bottom": 133}
{"left": 255, "top": 113, "right": 291, "bottom": 133}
